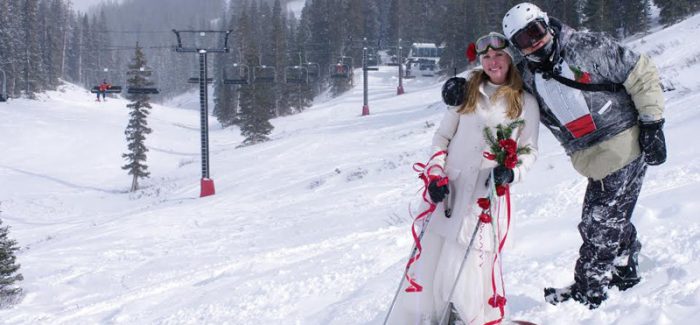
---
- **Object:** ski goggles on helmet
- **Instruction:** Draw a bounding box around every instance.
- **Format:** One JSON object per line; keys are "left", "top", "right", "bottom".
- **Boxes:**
{"left": 511, "top": 19, "right": 549, "bottom": 49}
{"left": 475, "top": 34, "right": 509, "bottom": 55}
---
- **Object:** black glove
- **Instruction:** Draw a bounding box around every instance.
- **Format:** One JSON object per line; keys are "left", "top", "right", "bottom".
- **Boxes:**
{"left": 441, "top": 77, "right": 466, "bottom": 106}
{"left": 492, "top": 165, "right": 514, "bottom": 186}
{"left": 639, "top": 119, "right": 667, "bottom": 166}
{"left": 428, "top": 178, "right": 449, "bottom": 203}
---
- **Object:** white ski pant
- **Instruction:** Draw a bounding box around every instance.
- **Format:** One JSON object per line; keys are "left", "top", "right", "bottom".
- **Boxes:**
{"left": 388, "top": 230, "right": 503, "bottom": 325}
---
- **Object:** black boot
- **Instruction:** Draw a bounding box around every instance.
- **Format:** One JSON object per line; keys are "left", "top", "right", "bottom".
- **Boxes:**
{"left": 544, "top": 283, "right": 607, "bottom": 309}
{"left": 609, "top": 263, "right": 641, "bottom": 291}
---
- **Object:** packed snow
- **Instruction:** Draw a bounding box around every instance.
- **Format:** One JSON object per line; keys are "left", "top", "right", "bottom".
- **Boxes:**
{"left": 0, "top": 13, "right": 699, "bottom": 325}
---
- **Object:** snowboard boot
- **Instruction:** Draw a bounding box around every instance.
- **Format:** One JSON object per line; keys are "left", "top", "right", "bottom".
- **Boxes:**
{"left": 609, "top": 263, "right": 641, "bottom": 291}
{"left": 544, "top": 283, "right": 607, "bottom": 309}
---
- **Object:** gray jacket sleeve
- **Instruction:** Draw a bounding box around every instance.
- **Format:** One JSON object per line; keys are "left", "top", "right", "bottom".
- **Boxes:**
{"left": 578, "top": 33, "right": 664, "bottom": 121}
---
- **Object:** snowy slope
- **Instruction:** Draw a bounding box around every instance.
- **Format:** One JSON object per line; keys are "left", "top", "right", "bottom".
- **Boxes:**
{"left": 0, "top": 13, "right": 699, "bottom": 325}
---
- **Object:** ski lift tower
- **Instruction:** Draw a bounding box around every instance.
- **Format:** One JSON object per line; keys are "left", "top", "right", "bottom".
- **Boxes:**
{"left": 173, "top": 29, "right": 232, "bottom": 198}
{"left": 362, "top": 38, "right": 379, "bottom": 116}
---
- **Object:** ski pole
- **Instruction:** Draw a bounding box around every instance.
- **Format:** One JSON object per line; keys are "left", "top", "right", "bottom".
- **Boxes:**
{"left": 437, "top": 217, "right": 482, "bottom": 325}
{"left": 382, "top": 209, "right": 437, "bottom": 325}
{"left": 437, "top": 171, "right": 496, "bottom": 325}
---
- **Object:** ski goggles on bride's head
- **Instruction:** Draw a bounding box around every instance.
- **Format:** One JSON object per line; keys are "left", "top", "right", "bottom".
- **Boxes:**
{"left": 511, "top": 19, "right": 549, "bottom": 49}
{"left": 475, "top": 33, "right": 509, "bottom": 55}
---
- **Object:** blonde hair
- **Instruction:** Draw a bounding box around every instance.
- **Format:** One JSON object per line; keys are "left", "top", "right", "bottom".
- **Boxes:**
{"left": 456, "top": 64, "right": 524, "bottom": 119}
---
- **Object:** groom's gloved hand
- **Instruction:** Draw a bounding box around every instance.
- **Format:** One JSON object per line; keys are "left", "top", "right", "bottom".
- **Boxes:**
{"left": 639, "top": 118, "right": 667, "bottom": 166}
{"left": 441, "top": 77, "right": 466, "bottom": 106}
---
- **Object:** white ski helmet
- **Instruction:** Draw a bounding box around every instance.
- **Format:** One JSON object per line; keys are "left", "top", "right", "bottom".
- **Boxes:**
{"left": 502, "top": 2, "right": 549, "bottom": 42}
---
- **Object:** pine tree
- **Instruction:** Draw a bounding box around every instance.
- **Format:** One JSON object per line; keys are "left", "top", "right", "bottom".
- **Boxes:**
{"left": 213, "top": 13, "right": 239, "bottom": 127}
{"left": 272, "top": 0, "right": 291, "bottom": 116}
{"left": 122, "top": 43, "right": 153, "bottom": 192}
{"left": 582, "top": 0, "right": 616, "bottom": 36}
{"left": 439, "top": 0, "right": 471, "bottom": 75}
{"left": 0, "top": 207, "right": 23, "bottom": 307}
{"left": 543, "top": 0, "right": 582, "bottom": 29}
{"left": 0, "top": 0, "right": 15, "bottom": 99}
{"left": 658, "top": 0, "right": 693, "bottom": 25}
{"left": 621, "top": 0, "right": 651, "bottom": 37}
{"left": 95, "top": 10, "right": 114, "bottom": 82}
{"left": 238, "top": 1, "right": 273, "bottom": 146}
{"left": 291, "top": 5, "right": 319, "bottom": 108}
{"left": 66, "top": 12, "right": 83, "bottom": 84}
{"left": 80, "top": 14, "right": 93, "bottom": 86}
{"left": 21, "top": 0, "right": 42, "bottom": 97}
{"left": 45, "top": 0, "right": 71, "bottom": 88}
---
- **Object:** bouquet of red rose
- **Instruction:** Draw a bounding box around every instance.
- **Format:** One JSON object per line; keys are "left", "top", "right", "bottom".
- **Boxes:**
{"left": 482, "top": 118, "right": 532, "bottom": 170}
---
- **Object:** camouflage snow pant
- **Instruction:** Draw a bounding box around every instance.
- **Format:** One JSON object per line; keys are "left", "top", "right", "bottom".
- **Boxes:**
{"left": 574, "top": 156, "right": 647, "bottom": 297}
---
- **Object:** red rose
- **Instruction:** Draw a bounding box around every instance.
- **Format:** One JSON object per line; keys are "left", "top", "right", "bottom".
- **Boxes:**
{"left": 504, "top": 154, "right": 518, "bottom": 169}
{"left": 466, "top": 43, "right": 477, "bottom": 63}
{"left": 499, "top": 139, "right": 518, "bottom": 155}
{"left": 477, "top": 197, "right": 490, "bottom": 210}
{"left": 488, "top": 294, "right": 507, "bottom": 308}
{"left": 577, "top": 72, "right": 592, "bottom": 84}
{"left": 479, "top": 212, "right": 492, "bottom": 223}
{"left": 483, "top": 151, "right": 496, "bottom": 161}
{"left": 496, "top": 185, "right": 507, "bottom": 196}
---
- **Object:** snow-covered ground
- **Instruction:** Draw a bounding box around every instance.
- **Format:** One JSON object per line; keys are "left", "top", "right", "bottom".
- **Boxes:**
{"left": 0, "top": 13, "right": 699, "bottom": 325}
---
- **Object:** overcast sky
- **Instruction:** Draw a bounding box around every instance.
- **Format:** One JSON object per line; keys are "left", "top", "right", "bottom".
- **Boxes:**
{"left": 69, "top": 0, "right": 305, "bottom": 16}
{"left": 70, "top": 0, "right": 113, "bottom": 13}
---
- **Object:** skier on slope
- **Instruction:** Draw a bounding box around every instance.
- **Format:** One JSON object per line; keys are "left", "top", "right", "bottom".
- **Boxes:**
{"left": 389, "top": 32, "right": 540, "bottom": 324}
{"left": 441, "top": 0, "right": 667, "bottom": 311}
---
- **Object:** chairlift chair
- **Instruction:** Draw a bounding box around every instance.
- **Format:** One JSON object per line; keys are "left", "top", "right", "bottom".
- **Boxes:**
{"left": 339, "top": 56, "right": 354, "bottom": 69}
{"left": 188, "top": 77, "right": 214, "bottom": 84}
{"left": 127, "top": 87, "right": 160, "bottom": 95}
{"left": 365, "top": 48, "right": 379, "bottom": 67}
{"left": 330, "top": 63, "right": 351, "bottom": 79}
{"left": 223, "top": 63, "right": 250, "bottom": 85}
{"left": 253, "top": 65, "right": 276, "bottom": 83}
{"left": 285, "top": 66, "right": 309, "bottom": 84}
{"left": 303, "top": 62, "right": 320, "bottom": 79}
{"left": 90, "top": 86, "right": 123, "bottom": 94}
{"left": 100, "top": 67, "right": 123, "bottom": 90}
{"left": 126, "top": 67, "right": 160, "bottom": 94}
{"left": 331, "top": 55, "right": 354, "bottom": 79}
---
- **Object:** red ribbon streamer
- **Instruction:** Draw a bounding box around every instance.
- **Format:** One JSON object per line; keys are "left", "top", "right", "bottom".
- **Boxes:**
{"left": 405, "top": 150, "right": 447, "bottom": 293}
{"left": 484, "top": 185, "right": 512, "bottom": 325}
